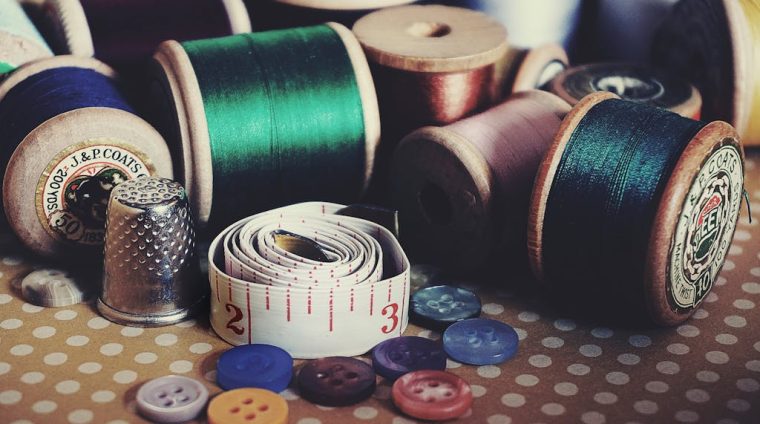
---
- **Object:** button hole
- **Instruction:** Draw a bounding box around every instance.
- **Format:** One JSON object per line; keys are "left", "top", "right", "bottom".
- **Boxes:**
{"left": 316, "top": 372, "right": 328, "bottom": 379}
{"left": 445, "top": 391, "right": 453, "bottom": 396}
{"left": 163, "top": 401, "right": 173, "bottom": 407}
{"left": 425, "top": 397, "right": 435, "bottom": 402}
{"left": 230, "top": 407, "right": 240, "bottom": 414}
{"left": 173, "top": 387, "right": 183, "bottom": 393}
{"left": 413, "top": 388, "right": 423, "bottom": 394}
{"left": 344, "top": 372, "right": 358, "bottom": 379}
{"left": 330, "top": 379, "right": 343, "bottom": 386}
{"left": 158, "top": 392, "right": 167, "bottom": 399}
{"left": 258, "top": 404, "right": 269, "bottom": 412}
{"left": 243, "top": 398, "right": 253, "bottom": 404}
{"left": 428, "top": 382, "right": 440, "bottom": 387}
{"left": 245, "top": 413, "right": 256, "bottom": 420}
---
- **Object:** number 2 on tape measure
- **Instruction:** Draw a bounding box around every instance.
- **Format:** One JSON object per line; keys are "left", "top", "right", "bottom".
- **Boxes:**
{"left": 381, "top": 303, "right": 399, "bottom": 334}
{"left": 225, "top": 303, "right": 245, "bottom": 335}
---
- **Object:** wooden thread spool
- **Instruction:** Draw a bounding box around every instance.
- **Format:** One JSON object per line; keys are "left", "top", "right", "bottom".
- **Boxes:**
{"left": 0, "top": 0, "right": 53, "bottom": 72}
{"left": 529, "top": 92, "right": 744, "bottom": 325}
{"left": 550, "top": 63, "right": 702, "bottom": 119}
{"left": 391, "top": 90, "right": 571, "bottom": 271}
{"left": 0, "top": 56, "right": 173, "bottom": 258}
{"left": 594, "top": 0, "right": 679, "bottom": 62}
{"left": 249, "top": 0, "right": 417, "bottom": 31}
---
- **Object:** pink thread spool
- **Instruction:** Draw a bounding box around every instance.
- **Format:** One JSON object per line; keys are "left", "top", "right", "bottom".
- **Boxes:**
{"left": 391, "top": 90, "right": 570, "bottom": 271}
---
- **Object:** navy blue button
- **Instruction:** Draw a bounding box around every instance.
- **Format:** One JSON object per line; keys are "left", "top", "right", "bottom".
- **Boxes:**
{"left": 442, "top": 318, "right": 519, "bottom": 365}
{"left": 371, "top": 336, "right": 447, "bottom": 381}
{"left": 411, "top": 285, "right": 481, "bottom": 331}
{"left": 216, "top": 344, "right": 293, "bottom": 392}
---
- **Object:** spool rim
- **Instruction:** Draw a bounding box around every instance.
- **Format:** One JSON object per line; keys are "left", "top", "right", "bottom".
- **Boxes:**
{"left": 276, "top": 0, "right": 416, "bottom": 10}
{"left": 644, "top": 120, "right": 743, "bottom": 326}
{"left": 220, "top": 0, "right": 252, "bottom": 33}
{"left": 527, "top": 91, "right": 618, "bottom": 283}
{"left": 511, "top": 43, "right": 568, "bottom": 93}
{"left": 326, "top": 22, "right": 380, "bottom": 194}
{"left": 43, "top": 0, "right": 94, "bottom": 56}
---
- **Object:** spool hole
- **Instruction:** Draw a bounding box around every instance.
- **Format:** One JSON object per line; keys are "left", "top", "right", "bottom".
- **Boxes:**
{"left": 419, "top": 183, "right": 453, "bottom": 226}
{"left": 407, "top": 22, "right": 451, "bottom": 38}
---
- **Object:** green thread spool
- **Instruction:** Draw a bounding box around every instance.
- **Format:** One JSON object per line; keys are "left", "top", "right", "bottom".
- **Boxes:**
{"left": 0, "top": 0, "right": 53, "bottom": 72}
{"left": 150, "top": 23, "right": 380, "bottom": 230}
{"left": 529, "top": 92, "right": 744, "bottom": 326}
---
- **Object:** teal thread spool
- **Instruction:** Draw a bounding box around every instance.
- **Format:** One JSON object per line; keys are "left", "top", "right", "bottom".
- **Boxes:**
{"left": 529, "top": 92, "right": 744, "bottom": 326}
{"left": 0, "top": 0, "right": 53, "bottom": 72}
{"left": 150, "top": 23, "right": 380, "bottom": 231}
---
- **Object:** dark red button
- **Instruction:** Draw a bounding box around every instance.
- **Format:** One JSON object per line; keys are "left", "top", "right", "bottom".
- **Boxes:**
{"left": 297, "top": 357, "right": 376, "bottom": 406}
{"left": 392, "top": 370, "right": 472, "bottom": 421}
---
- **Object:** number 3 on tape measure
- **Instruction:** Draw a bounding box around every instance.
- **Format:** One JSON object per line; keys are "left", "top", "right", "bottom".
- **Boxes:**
{"left": 225, "top": 303, "right": 245, "bottom": 335}
{"left": 381, "top": 303, "right": 399, "bottom": 334}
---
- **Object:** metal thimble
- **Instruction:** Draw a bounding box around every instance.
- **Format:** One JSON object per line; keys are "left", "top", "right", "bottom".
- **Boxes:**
{"left": 98, "top": 176, "right": 206, "bottom": 326}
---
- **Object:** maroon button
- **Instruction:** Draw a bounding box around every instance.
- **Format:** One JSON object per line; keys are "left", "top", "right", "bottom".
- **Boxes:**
{"left": 392, "top": 370, "right": 472, "bottom": 421}
{"left": 297, "top": 357, "right": 376, "bottom": 406}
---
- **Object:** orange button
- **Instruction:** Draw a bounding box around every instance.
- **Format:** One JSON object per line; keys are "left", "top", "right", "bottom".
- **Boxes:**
{"left": 207, "top": 388, "right": 288, "bottom": 424}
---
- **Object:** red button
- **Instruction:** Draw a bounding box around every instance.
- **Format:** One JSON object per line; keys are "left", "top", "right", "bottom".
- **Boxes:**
{"left": 391, "top": 370, "right": 472, "bottom": 421}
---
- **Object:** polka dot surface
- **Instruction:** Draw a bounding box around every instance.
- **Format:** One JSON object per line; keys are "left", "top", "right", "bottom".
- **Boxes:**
{"left": 1, "top": 156, "right": 759, "bottom": 423}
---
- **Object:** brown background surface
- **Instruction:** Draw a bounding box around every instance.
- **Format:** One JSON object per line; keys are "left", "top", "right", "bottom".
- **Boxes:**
{"left": 1, "top": 152, "right": 758, "bottom": 424}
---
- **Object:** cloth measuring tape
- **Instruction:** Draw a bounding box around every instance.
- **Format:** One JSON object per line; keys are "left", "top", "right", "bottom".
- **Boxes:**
{"left": 208, "top": 202, "right": 410, "bottom": 359}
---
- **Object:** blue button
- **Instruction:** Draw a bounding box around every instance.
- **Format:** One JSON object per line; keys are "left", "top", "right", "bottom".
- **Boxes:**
{"left": 372, "top": 336, "right": 447, "bottom": 381}
{"left": 217, "top": 344, "right": 293, "bottom": 392}
{"left": 411, "top": 285, "right": 481, "bottom": 331}
{"left": 442, "top": 318, "right": 518, "bottom": 365}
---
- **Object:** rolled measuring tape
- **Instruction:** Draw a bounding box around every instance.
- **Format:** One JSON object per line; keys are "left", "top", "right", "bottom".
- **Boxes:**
{"left": 549, "top": 63, "right": 702, "bottom": 119}
{"left": 249, "top": 0, "right": 417, "bottom": 31}
{"left": 42, "top": 0, "right": 250, "bottom": 69}
{"left": 0, "top": 0, "right": 53, "bottom": 73}
{"left": 594, "top": 0, "right": 679, "bottom": 62}
{"left": 391, "top": 90, "right": 570, "bottom": 271}
{"left": 529, "top": 92, "right": 744, "bottom": 326}
{"left": 150, "top": 23, "right": 379, "bottom": 231}
{"left": 653, "top": 0, "right": 760, "bottom": 146}
{"left": 208, "top": 202, "right": 410, "bottom": 359}
{"left": 0, "top": 56, "right": 173, "bottom": 258}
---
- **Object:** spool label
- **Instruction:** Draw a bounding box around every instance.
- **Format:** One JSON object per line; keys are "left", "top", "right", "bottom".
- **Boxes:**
{"left": 669, "top": 145, "right": 743, "bottom": 309}
{"left": 36, "top": 140, "right": 154, "bottom": 246}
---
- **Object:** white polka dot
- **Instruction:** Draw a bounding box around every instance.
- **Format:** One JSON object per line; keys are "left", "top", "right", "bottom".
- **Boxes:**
{"left": 54, "top": 310, "right": 77, "bottom": 320}
{"left": 515, "top": 374, "right": 539, "bottom": 387}
{"left": 567, "top": 363, "right": 590, "bottom": 376}
{"left": 737, "top": 378, "right": 760, "bottom": 392}
{"left": 99, "top": 343, "right": 123, "bottom": 356}
{"left": 618, "top": 353, "right": 640, "bottom": 365}
{"left": 755, "top": 341, "right": 760, "bottom": 352}
{"left": 580, "top": 344, "right": 602, "bottom": 358}
{"left": 724, "top": 315, "right": 747, "bottom": 328}
{"left": 189, "top": 342, "right": 213, "bottom": 354}
{"left": 541, "top": 403, "right": 565, "bottom": 416}
{"left": 734, "top": 229, "right": 751, "bottom": 240}
{"left": 32, "top": 400, "right": 57, "bottom": 413}
{"left": 21, "top": 371, "right": 45, "bottom": 384}
{"left": 0, "top": 390, "right": 22, "bottom": 405}
{"left": 66, "top": 335, "right": 89, "bottom": 347}
{"left": 692, "top": 309, "right": 709, "bottom": 319}
{"left": 501, "top": 393, "right": 526, "bottom": 407}
{"left": 667, "top": 343, "right": 690, "bottom": 355}
{"left": 633, "top": 400, "right": 658, "bottom": 414}
{"left": 706, "top": 351, "right": 730, "bottom": 364}
{"left": 554, "top": 319, "right": 576, "bottom": 331}
{"left": 656, "top": 361, "right": 680, "bottom": 375}
{"left": 554, "top": 382, "right": 578, "bottom": 396}
{"left": 674, "top": 410, "right": 699, "bottom": 423}
{"left": 87, "top": 317, "right": 110, "bottom": 330}
{"left": 722, "top": 260, "right": 736, "bottom": 271}
{"left": 471, "top": 385, "right": 487, "bottom": 397}
{"left": 446, "top": 359, "right": 461, "bottom": 369}
{"left": 591, "top": 327, "right": 613, "bottom": 338}
{"left": 542, "top": 336, "right": 564, "bottom": 348}
{"left": 10, "top": 344, "right": 33, "bottom": 356}
{"left": 518, "top": 311, "right": 539, "bottom": 322}
{"left": 78, "top": 362, "right": 102, "bottom": 374}
{"left": 696, "top": 370, "right": 720, "bottom": 383}
{"left": 391, "top": 418, "right": 415, "bottom": 424}
{"left": 169, "top": 360, "right": 193, "bottom": 374}
{"left": 752, "top": 268, "right": 760, "bottom": 277}
{"left": 716, "top": 419, "right": 739, "bottom": 424}
{"left": 705, "top": 291, "right": 719, "bottom": 302}
{"left": 685, "top": 389, "right": 709, "bottom": 403}
{"left": 1, "top": 318, "right": 22, "bottom": 329}
{"left": 594, "top": 392, "right": 618, "bottom": 405}
{"left": 56, "top": 380, "right": 80, "bottom": 394}
{"left": 529, "top": 354, "right": 552, "bottom": 368}
{"left": 33, "top": 325, "right": 56, "bottom": 339}
{"left": 134, "top": 352, "right": 157, "bottom": 364}
{"left": 482, "top": 303, "right": 505, "bottom": 315}
{"left": 727, "top": 399, "right": 750, "bottom": 412}
{"left": 44, "top": 352, "right": 67, "bottom": 366}
{"left": 113, "top": 370, "right": 137, "bottom": 384}
{"left": 91, "top": 390, "right": 116, "bottom": 403}
{"left": 716, "top": 333, "right": 738, "bottom": 345}
{"left": 0, "top": 362, "right": 9, "bottom": 375}
{"left": 605, "top": 371, "right": 629, "bottom": 385}
{"left": 155, "top": 333, "right": 178, "bottom": 346}
{"left": 204, "top": 370, "right": 217, "bottom": 382}
{"left": 486, "top": 415, "right": 511, "bottom": 424}
{"left": 21, "top": 303, "right": 43, "bottom": 313}
{"left": 729, "top": 244, "right": 743, "bottom": 255}
{"left": 477, "top": 365, "right": 501, "bottom": 378}
{"left": 175, "top": 319, "right": 196, "bottom": 328}
{"left": 353, "top": 406, "right": 378, "bottom": 420}
{"left": 297, "top": 419, "right": 321, "bottom": 424}
{"left": 120, "top": 327, "right": 143, "bottom": 337}
{"left": 514, "top": 327, "right": 527, "bottom": 340}
{"left": 645, "top": 381, "right": 669, "bottom": 393}
{"left": 581, "top": 411, "right": 606, "bottom": 424}
{"left": 3, "top": 256, "right": 22, "bottom": 265}
{"left": 734, "top": 299, "right": 756, "bottom": 310}
{"left": 629, "top": 335, "right": 651, "bottom": 347}
{"left": 0, "top": 294, "right": 11, "bottom": 304}
{"left": 677, "top": 325, "right": 699, "bottom": 337}
{"left": 280, "top": 388, "right": 299, "bottom": 401}
{"left": 742, "top": 282, "right": 760, "bottom": 294}
{"left": 67, "top": 409, "right": 93, "bottom": 423}
{"left": 746, "top": 360, "right": 760, "bottom": 372}
{"left": 417, "top": 330, "right": 434, "bottom": 340}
